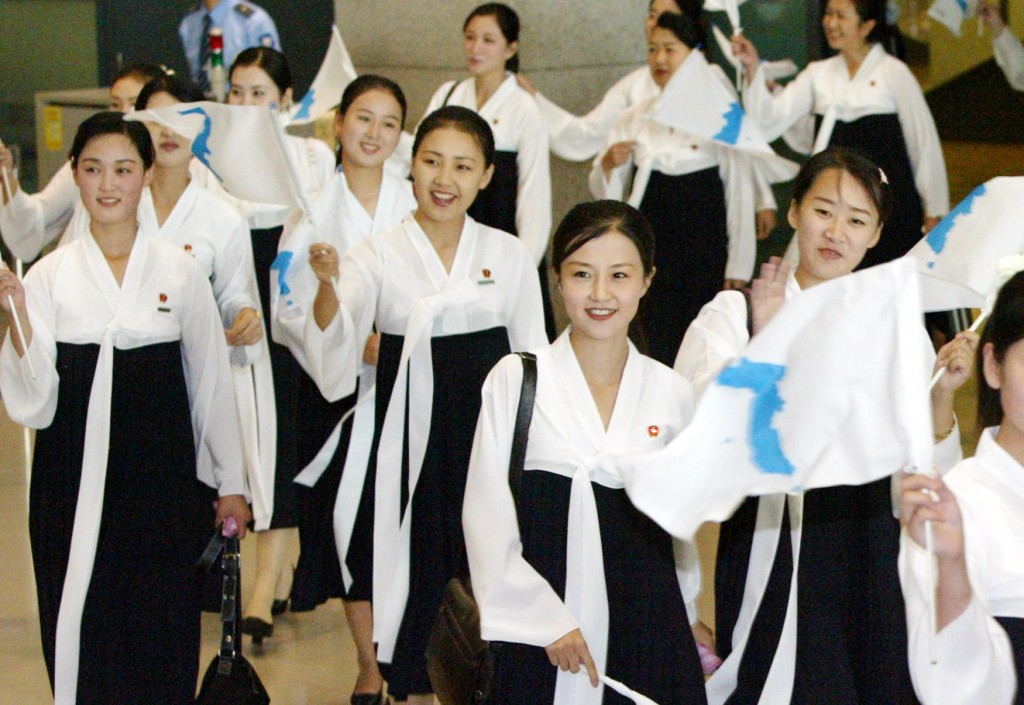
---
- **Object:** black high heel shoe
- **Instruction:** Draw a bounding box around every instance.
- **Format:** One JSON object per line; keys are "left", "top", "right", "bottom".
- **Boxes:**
{"left": 240, "top": 616, "right": 274, "bottom": 645}
{"left": 350, "top": 689, "right": 388, "bottom": 705}
{"left": 271, "top": 599, "right": 289, "bottom": 616}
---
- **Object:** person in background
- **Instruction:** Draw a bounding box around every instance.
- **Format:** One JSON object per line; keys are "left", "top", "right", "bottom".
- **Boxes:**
{"left": 410, "top": 3, "right": 555, "bottom": 339}
{"left": 219, "top": 45, "right": 335, "bottom": 646}
{"left": 306, "top": 106, "right": 547, "bottom": 704}
{"left": 732, "top": 0, "right": 949, "bottom": 268}
{"left": 980, "top": 0, "right": 1024, "bottom": 91}
{"left": 276, "top": 74, "right": 416, "bottom": 705}
{"left": 179, "top": 0, "right": 280, "bottom": 91}
{"left": 518, "top": 0, "right": 781, "bottom": 242}
{"left": 591, "top": 11, "right": 758, "bottom": 366}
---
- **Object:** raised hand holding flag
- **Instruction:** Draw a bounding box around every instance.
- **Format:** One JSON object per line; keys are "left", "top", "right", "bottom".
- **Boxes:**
{"left": 620, "top": 258, "right": 932, "bottom": 541}
{"left": 650, "top": 49, "right": 798, "bottom": 183}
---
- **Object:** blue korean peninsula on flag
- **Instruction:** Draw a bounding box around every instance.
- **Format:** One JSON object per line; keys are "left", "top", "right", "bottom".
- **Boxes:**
{"left": 906, "top": 176, "right": 1024, "bottom": 312}
{"left": 126, "top": 102, "right": 304, "bottom": 209}
{"left": 290, "top": 25, "right": 358, "bottom": 125}
{"left": 649, "top": 49, "right": 798, "bottom": 183}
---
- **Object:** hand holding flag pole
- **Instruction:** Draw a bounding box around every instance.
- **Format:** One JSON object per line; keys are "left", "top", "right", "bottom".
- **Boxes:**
{"left": 1, "top": 260, "right": 35, "bottom": 379}
{"left": 928, "top": 311, "right": 987, "bottom": 390}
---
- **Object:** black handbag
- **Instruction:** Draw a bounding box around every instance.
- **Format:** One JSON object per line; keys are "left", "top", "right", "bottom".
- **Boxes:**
{"left": 425, "top": 352, "right": 537, "bottom": 705}
{"left": 194, "top": 531, "right": 271, "bottom": 705}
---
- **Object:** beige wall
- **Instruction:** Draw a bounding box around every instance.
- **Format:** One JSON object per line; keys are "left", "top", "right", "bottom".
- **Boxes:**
{"left": 334, "top": 0, "right": 648, "bottom": 228}
{"left": 0, "top": 0, "right": 98, "bottom": 106}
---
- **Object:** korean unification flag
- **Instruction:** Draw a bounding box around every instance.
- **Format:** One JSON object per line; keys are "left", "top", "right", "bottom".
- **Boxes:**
{"left": 703, "top": 0, "right": 747, "bottom": 33}
{"left": 928, "top": 0, "right": 977, "bottom": 38}
{"left": 906, "top": 176, "right": 1024, "bottom": 312}
{"left": 126, "top": 102, "right": 304, "bottom": 210}
{"left": 290, "top": 25, "right": 358, "bottom": 125}
{"left": 620, "top": 259, "right": 932, "bottom": 541}
{"left": 650, "top": 49, "right": 799, "bottom": 182}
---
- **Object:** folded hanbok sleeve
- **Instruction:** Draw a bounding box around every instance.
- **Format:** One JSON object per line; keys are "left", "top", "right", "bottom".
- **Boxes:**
{"left": 0, "top": 161, "right": 77, "bottom": 262}
{"left": 464, "top": 355, "right": 580, "bottom": 646}
{"left": 900, "top": 530, "right": 1016, "bottom": 705}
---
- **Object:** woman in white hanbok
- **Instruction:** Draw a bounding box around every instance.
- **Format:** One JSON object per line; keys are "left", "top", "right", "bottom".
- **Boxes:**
{"left": 306, "top": 107, "right": 547, "bottom": 704}
{"left": 0, "top": 112, "right": 250, "bottom": 705}
{"left": 464, "top": 200, "right": 709, "bottom": 704}
{"left": 900, "top": 270, "right": 1024, "bottom": 705}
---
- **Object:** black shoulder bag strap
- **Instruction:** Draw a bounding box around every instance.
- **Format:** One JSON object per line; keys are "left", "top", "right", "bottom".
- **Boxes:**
{"left": 508, "top": 352, "right": 537, "bottom": 510}
{"left": 441, "top": 80, "right": 460, "bottom": 107}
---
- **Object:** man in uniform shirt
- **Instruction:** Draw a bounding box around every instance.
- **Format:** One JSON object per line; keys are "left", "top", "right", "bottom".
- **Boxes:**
{"left": 179, "top": 0, "right": 281, "bottom": 91}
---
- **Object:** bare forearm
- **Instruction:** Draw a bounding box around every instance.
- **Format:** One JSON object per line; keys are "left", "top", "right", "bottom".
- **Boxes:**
{"left": 313, "top": 281, "right": 339, "bottom": 331}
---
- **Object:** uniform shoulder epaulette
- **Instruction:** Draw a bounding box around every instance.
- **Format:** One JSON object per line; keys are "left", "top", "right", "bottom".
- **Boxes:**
{"left": 234, "top": 2, "right": 255, "bottom": 18}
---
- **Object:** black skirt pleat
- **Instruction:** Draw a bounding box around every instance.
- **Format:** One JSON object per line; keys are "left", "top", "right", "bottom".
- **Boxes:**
{"left": 376, "top": 326, "right": 511, "bottom": 700}
{"left": 638, "top": 167, "right": 728, "bottom": 366}
{"left": 31, "top": 341, "right": 214, "bottom": 705}
{"left": 716, "top": 480, "right": 917, "bottom": 705}
{"left": 290, "top": 387, "right": 358, "bottom": 611}
{"left": 486, "top": 471, "right": 708, "bottom": 705}
{"left": 994, "top": 617, "right": 1024, "bottom": 704}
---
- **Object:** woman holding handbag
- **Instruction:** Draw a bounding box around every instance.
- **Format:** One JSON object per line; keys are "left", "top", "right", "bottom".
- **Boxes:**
{"left": 463, "top": 200, "right": 710, "bottom": 704}
{"left": 0, "top": 111, "right": 250, "bottom": 705}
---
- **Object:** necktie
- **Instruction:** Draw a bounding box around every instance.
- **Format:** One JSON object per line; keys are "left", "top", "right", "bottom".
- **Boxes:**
{"left": 198, "top": 13, "right": 212, "bottom": 92}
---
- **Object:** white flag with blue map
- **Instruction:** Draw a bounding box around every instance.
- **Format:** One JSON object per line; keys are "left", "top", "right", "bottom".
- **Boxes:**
{"left": 906, "top": 176, "right": 1024, "bottom": 312}
{"left": 290, "top": 25, "right": 358, "bottom": 125}
{"left": 620, "top": 258, "right": 931, "bottom": 541}
{"left": 127, "top": 102, "right": 304, "bottom": 209}
{"left": 928, "top": 0, "right": 977, "bottom": 38}
{"left": 650, "top": 49, "right": 798, "bottom": 182}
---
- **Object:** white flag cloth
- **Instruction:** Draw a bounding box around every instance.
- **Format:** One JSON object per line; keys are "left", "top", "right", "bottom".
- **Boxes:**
{"left": 289, "top": 25, "right": 358, "bottom": 125}
{"left": 126, "top": 102, "right": 305, "bottom": 210}
{"left": 650, "top": 50, "right": 798, "bottom": 183}
{"left": 928, "top": 0, "right": 977, "bottom": 37}
{"left": 907, "top": 176, "right": 1024, "bottom": 312}
{"left": 620, "top": 258, "right": 932, "bottom": 541}
{"left": 704, "top": 0, "right": 747, "bottom": 33}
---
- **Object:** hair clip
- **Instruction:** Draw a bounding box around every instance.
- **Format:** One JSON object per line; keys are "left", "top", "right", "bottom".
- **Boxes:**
{"left": 879, "top": 168, "right": 888, "bottom": 185}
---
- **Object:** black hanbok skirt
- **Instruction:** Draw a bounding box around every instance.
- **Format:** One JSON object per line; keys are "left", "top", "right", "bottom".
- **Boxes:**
{"left": 31, "top": 341, "right": 215, "bottom": 705}
{"left": 376, "top": 326, "right": 511, "bottom": 699}
{"left": 715, "top": 479, "right": 916, "bottom": 704}
{"left": 485, "top": 470, "right": 708, "bottom": 705}
{"left": 995, "top": 617, "right": 1024, "bottom": 704}
{"left": 638, "top": 167, "right": 729, "bottom": 366}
